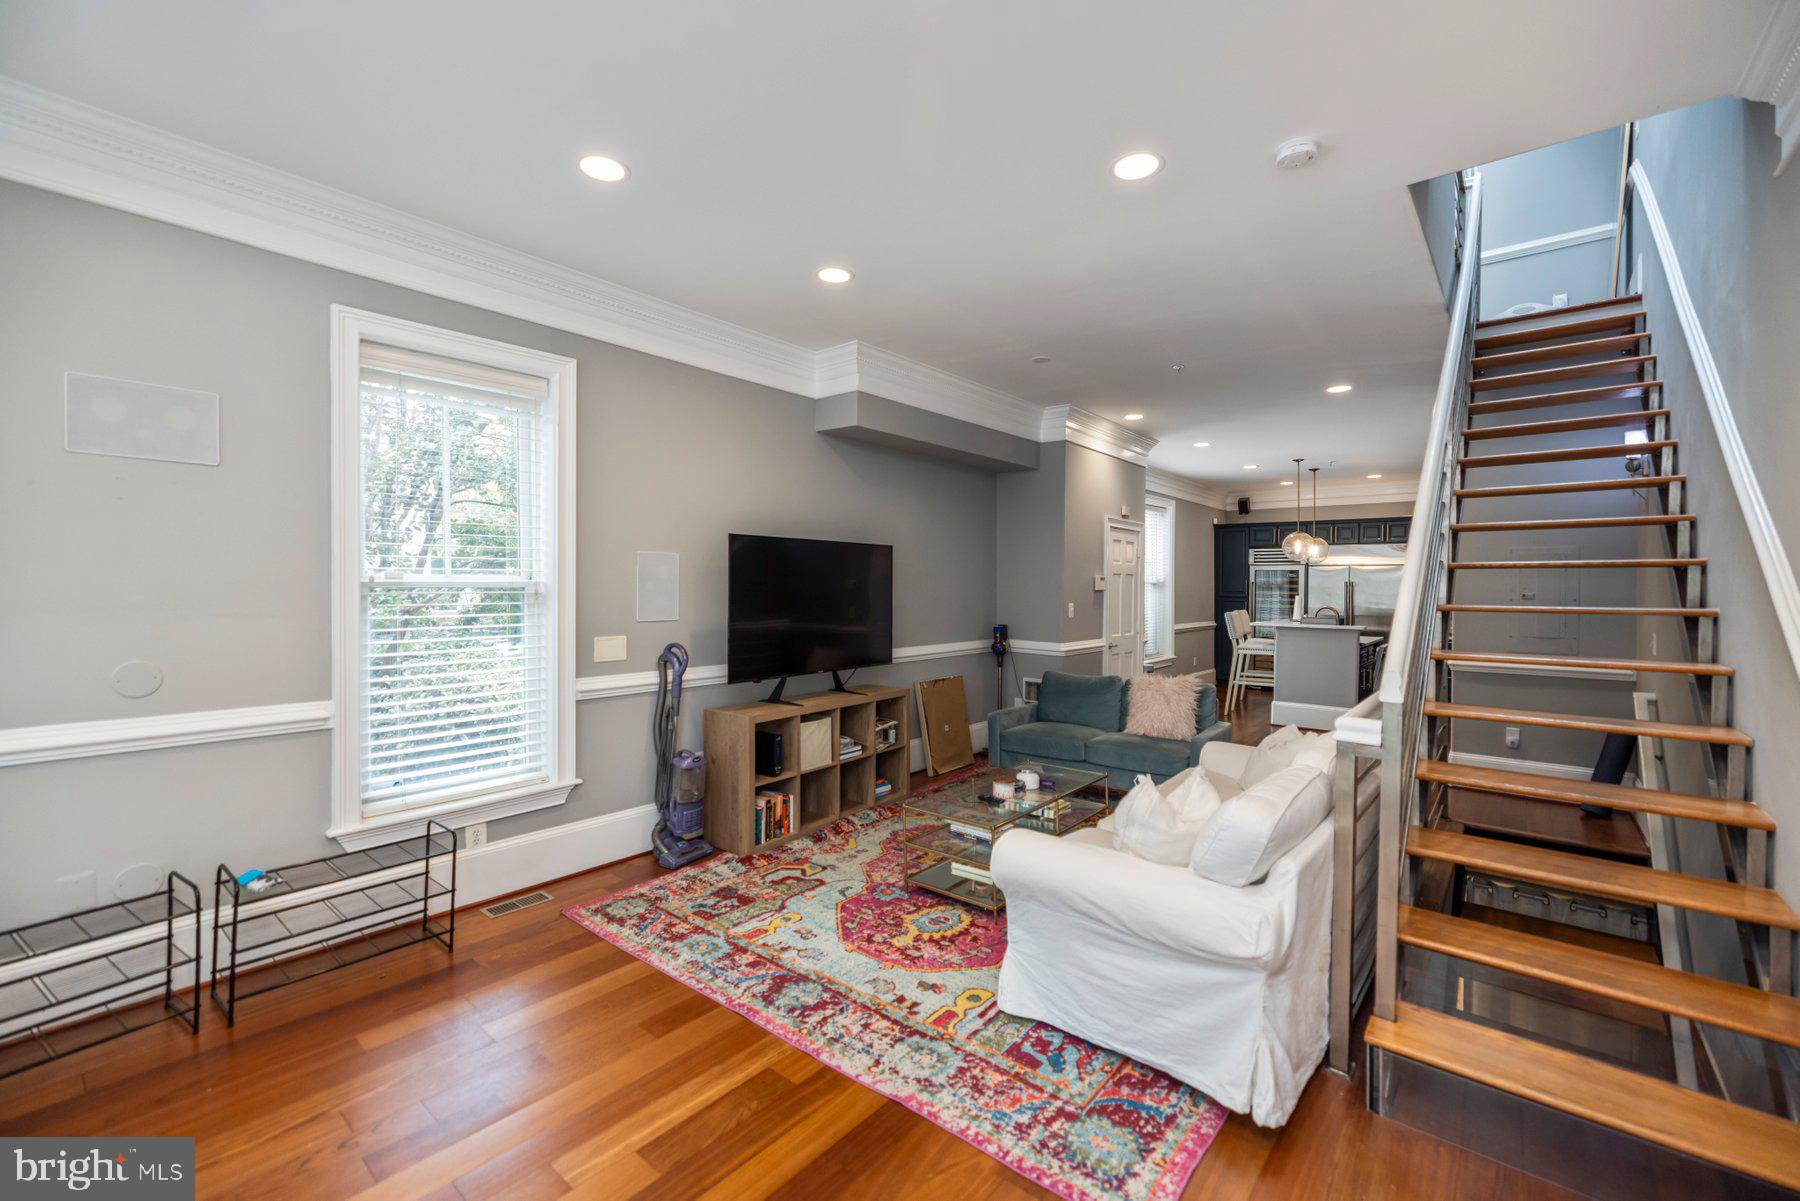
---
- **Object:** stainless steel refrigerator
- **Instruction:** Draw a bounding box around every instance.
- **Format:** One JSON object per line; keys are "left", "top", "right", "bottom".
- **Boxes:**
{"left": 1300, "top": 544, "right": 1405, "bottom": 632}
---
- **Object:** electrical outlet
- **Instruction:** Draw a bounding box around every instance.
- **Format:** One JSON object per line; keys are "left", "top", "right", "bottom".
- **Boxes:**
{"left": 465, "top": 823, "right": 488, "bottom": 849}
{"left": 1067, "top": 601, "right": 1076, "bottom": 619}
{"left": 1505, "top": 726, "right": 1521, "bottom": 750}
{"left": 1650, "top": 631, "right": 1658, "bottom": 656}
{"left": 1191, "top": 656, "right": 1198, "bottom": 667}
{"left": 592, "top": 635, "right": 627, "bottom": 663}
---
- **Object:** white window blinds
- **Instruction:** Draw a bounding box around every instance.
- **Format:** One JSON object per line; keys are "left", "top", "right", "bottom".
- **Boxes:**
{"left": 355, "top": 343, "right": 555, "bottom": 811}
{"left": 1144, "top": 502, "right": 1172, "bottom": 658}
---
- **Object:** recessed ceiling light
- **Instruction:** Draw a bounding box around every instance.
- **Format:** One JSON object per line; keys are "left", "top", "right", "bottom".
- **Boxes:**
{"left": 1367, "top": 473, "right": 1383, "bottom": 479}
{"left": 816, "top": 266, "right": 854, "bottom": 284}
{"left": 1243, "top": 464, "right": 1259, "bottom": 470}
{"left": 577, "top": 154, "right": 628, "bottom": 183}
{"left": 1123, "top": 413, "right": 1145, "bottom": 422}
{"left": 1030, "top": 355, "right": 1051, "bottom": 364}
{"left": 1326, "top": 383, "right": 1353, "bottom": 394}
{"left": 1281, "top": 480, "right": 1294, "bottom": 486}
{"left": 1123, "top": 449, "right": 1138, "bottom": 456}
{"left": 1192, "top": 441, "right": 1210, "bottom": 448}
{"left": 1112, "top": 152, "right": 1163, "bottom": 181}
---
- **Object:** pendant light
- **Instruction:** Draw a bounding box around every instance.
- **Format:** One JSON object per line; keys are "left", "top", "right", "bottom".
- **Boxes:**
{"left": 1301, "top": 466, "right": 1330, "bottom": 564}
{"left": 1280, "top": 458, "right": 1310, "bottom": 561}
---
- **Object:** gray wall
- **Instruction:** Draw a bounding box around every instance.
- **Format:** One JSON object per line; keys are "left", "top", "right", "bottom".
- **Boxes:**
{"left": 1626, "top": 98, "right": 1800, "bottom": 1015}
{"left": 1409, "top": 171, "right": 1462, "bottom": 305}
{"left": 0, "top": 180, "right": 1000, "bottom": 925}
{"left": 1478, "top": 126, "right": 1625, "bottom": 319}
{"left": 1165, "top": 497, "right": 1224, "bottom": 675}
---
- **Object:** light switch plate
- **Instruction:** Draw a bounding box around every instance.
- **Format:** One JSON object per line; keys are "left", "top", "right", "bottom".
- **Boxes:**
{"left": 593, "top": 635, "right": 627, "bottom": 662}
{"left": 1067, "top": 601, "right": 1076, "bottom": 619}
{"left": 1552, "top": 292, "right": 1568, "bottom": 307}
{"left": 1093, "top": 574, "right": 1106, "bottom": 591}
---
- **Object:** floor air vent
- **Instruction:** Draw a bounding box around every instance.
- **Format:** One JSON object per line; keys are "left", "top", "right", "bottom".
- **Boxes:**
{"left": 481, "top": 890, "right": 553, "bottom": 918}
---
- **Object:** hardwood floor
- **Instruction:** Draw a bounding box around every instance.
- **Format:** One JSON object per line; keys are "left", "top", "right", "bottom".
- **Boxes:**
{"left": 0, "top": 690, "right": 1579, "bottom": 1200}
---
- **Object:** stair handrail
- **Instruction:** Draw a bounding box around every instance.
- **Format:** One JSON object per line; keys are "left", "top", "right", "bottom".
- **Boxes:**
{"left": 1348, "top": 169, "right": 1482, "bottom": 1024}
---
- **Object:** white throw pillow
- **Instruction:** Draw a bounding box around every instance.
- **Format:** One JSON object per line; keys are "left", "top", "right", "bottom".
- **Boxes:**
{"left": 1237, "top": 725, "right": 1305, "bottom": 788}
{"left": 1292, "top": 732, "right": 1337, "bottom": 776}
{"left": 1112, "top": 772, "right": 1223, "bottom": 866}
{"left": 1190, "top": 764, "right": 1331, "bottom": 886}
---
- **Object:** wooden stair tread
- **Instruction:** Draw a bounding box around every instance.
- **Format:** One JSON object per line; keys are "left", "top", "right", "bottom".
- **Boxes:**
{"left": 1366, "top": 1002, "right": 1800, "bottom": 1191}
{"left": 1417, "top": 758, "right": 1774, "bottom": 829}
{"left": 1475, "top": 310, "right": 1645, "bottom": 351}
{"left": 1400, "top": 906, "right": 1800, "bottom": 1047}
{"left": 1464, "top": 409, "right": 1665, "bottom": 441}
{"left": 1468, "top": 356, "right": 1654, "bottom": 393}
{"left": 1449, "top": 558, "right": 1704, "bottom": 570}
{"left": 1446, "top": 790, "right": 1649, "bottom": 858}
{"left": 1456, "top": 476, "right": 1683, "bottom": 499}
{"left": 1408, "top": 826, "right": 1798, "bottom": 929}
{"left": 1423, "top": 699, "right": 1752, "bottom": 747}
{"left": 1435, "top": 604, "right": 1720, "bottom": 620}
{"left": 1476, "top": 295, "right": 1644, "bottom": 329}
{"left": 1452, "top": 514, "right": 1692, "bottom": 533}
{"left": 1459, "top": 441, "right": 1675, "bottom": 469}
{"left": 1468, "top": 380, "right": 1660, "bottom": 416}
{"left": 1472, "top": 332, "right": 1651, "bottom": 373}
{"left": 1432, "top": 647, "right": 1727, "bottom": 676}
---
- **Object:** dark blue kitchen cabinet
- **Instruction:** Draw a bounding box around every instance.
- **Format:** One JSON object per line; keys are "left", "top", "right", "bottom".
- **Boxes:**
{"left": 1248, "top": 524, "right": 1279, "bottom": 549}
{"left": 1384, "top": 518, "right": 1411, "bottom": 543}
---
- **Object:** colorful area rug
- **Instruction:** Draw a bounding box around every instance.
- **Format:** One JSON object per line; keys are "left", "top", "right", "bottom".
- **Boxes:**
{"left": 564, "top": 790, "right": 1227, "bottom": 1200}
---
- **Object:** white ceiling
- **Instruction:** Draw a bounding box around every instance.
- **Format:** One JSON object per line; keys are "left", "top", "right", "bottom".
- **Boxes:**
{"left": 0, "top": 0, "right": 1779, "bottom": 488}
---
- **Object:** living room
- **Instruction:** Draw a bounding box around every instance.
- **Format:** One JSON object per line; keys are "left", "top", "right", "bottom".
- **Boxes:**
{"left": 5, "top": 3, "right": 1800, "bottom": 1198}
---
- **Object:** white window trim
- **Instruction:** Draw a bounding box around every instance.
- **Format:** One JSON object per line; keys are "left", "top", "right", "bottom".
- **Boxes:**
{"left": 328, "top": 305, "right": 579, "bottom": 850}
{"left": 1143, "top": 495, "right": 1177, "bottom": 666}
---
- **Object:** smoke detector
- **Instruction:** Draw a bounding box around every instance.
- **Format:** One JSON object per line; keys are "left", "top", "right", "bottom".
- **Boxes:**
{"left": 1275, "top": 138, "right": 1320, "bottom": 169}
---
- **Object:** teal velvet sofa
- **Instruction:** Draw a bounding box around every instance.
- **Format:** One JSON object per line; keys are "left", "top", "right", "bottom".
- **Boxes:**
{"left": 986, "top": 670, "right": 1233, "bottom": 789}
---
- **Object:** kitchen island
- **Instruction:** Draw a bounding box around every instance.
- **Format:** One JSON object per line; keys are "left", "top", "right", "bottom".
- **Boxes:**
{"left": 1262, "top": 621, "right": 1386, "bottom": 729}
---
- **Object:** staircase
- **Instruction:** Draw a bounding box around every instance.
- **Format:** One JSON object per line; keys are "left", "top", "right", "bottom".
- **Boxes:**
{"left": 1352, "top": 172, "right": 1800, "bottom": 1197}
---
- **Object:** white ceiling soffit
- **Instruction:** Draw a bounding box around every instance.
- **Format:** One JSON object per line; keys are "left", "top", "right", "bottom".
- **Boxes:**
{"left": 1145, "top": 469, "right": 1229, "bottom": 510}
{"left": 1736, "top": 0, "right": 1800, "bottom": 175}
{"left": 1227, "top": 477, "right": 1423, "bottom": 511}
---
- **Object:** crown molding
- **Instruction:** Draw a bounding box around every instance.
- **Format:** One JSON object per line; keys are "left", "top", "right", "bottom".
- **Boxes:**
{"left": 814, "top": 342, "right": 1043, "bottom": 439}
{"left": 1225, "top": 476, "right": 1420, "bottom": 510}
{"left": 1041, "top": 405, "right": 1158, "bottom": 464}
{"left": 1738, "top": 0, "right": 1800, "bottom": 175}
{"left": 1145, "top": 468, "right": 1229, "bottom": 510}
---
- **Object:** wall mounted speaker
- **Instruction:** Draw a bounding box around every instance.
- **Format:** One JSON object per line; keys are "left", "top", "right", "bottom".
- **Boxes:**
{"left": 65, "top": 372, "right": 219, "bottom": 465}
{"left": 635, "top": 551, "right": 680, "bottom": 622}
{"left": 1236, "top": 497, "right": 1251, "bottom": 515}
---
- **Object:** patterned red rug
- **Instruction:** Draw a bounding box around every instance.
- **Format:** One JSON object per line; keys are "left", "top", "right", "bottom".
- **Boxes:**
{"left": 564, "top": 785, "right": 1227, "bottom": 1200}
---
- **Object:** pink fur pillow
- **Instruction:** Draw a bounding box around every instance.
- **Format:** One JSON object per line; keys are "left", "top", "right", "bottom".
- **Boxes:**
{"left": 1124, "top": 673, "right": 1203, "bottom": 742}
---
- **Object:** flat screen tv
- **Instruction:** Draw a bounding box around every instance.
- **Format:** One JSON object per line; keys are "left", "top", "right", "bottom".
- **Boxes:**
{"left": 728, "top": 534, "right": 893, "bottom": 688}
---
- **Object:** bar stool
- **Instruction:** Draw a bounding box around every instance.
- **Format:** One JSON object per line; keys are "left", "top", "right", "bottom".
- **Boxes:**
{"left": 1225, "top": 609, "right": 1277, "bottom": 713}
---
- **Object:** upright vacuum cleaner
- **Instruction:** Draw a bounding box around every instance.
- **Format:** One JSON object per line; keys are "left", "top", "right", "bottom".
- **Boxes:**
{"left": 652, "top": 643, "right": 714, "bottom": 868}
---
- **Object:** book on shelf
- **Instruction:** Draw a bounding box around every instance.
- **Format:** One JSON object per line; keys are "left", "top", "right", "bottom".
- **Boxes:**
{"left": 755, "top": 789, "right": 795, "bottom": 842}
{"left": 947, "top": 820, "right": 993, "bottom": 843}
{"left": 838, "top": 735, "right": 864, "bottom": 760}
{"left": 948, "top": 861, "right": 993, "bottom": 885}
{"left": 873, "top": 777, "right": 893, "bottom": 799}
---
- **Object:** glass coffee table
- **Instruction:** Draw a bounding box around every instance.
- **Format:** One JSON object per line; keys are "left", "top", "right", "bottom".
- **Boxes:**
{"left": 899, "top": 762, "right": 1111, "bottom": 911}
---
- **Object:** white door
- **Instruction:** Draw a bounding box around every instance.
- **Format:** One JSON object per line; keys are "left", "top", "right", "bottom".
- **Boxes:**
{"left": 1103, "top": 519, "right": 1144, "bottom": 677}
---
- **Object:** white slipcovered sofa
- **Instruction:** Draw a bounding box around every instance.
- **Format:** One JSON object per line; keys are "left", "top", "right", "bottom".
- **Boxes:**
{"left": 990, "top": 736, "right": 1334, "bottom": 1127}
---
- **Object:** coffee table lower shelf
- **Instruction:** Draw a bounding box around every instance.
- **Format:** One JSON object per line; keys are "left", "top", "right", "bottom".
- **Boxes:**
{"left": 904, "top": 857, "right": 1005, "bottom": 910}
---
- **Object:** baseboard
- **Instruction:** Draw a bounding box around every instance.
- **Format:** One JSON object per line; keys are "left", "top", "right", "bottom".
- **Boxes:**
{"left": 456, "top": 803, "right": 657, "bottom": 906}
{"left": 1446, "top": 750, "right": 1595, "bottom": 781}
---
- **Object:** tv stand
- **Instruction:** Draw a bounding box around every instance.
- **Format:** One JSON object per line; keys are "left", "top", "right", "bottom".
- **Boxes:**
{"left": 828, "top": 670, "right": 855, "bottom": 694}
{"left": 762, "top": 677, "right": 801, "bottom": 705}
{"left": 704, "top": 685, "right": 913, "bottom": 855}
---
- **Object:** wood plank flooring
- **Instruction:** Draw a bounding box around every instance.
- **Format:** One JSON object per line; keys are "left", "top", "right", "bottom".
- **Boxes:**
{"left": 0, "top": 691, "right": 1578, "bottom": 1199}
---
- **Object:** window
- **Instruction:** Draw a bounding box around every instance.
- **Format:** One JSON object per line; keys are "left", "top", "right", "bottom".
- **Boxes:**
{"left": 1143, "top": 499, "right": 1174, "bottom": 662}
{"left": 330, "top": 308, "right": 577, "bottom": 847}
